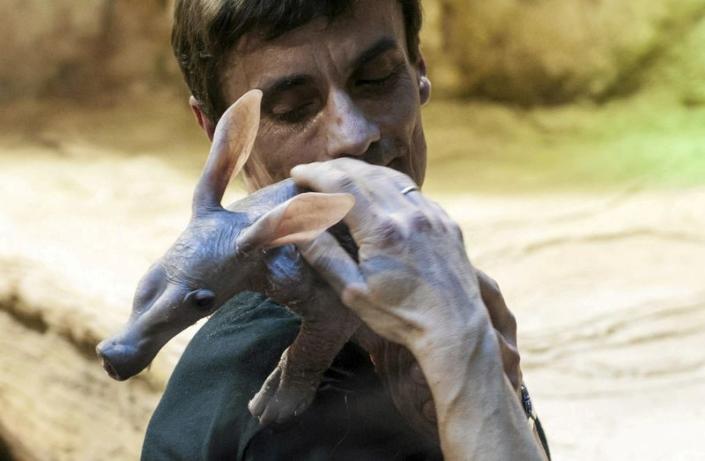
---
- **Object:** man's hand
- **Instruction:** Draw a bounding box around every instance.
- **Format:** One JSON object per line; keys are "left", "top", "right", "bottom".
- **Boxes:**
{"left": 291, "top": 158, "right": 543, "bottom": 461}
{"left": 292, "top": 158, "right": 486, "bottom": 351}
{"left": 352, "top": 271, "right": 523, "bottom": 443}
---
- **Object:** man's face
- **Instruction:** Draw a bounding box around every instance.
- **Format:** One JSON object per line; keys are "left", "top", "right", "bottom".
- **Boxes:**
{"left": 216, "top": 0, "right": 428, "bottom": 189}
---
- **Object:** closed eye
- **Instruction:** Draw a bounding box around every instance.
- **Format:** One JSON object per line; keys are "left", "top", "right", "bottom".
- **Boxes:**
{"left": 354, "top": 62, "right": 404, "bottom": 91}
{"left": 272, "top": 101, "right": 318, "bottom": 124}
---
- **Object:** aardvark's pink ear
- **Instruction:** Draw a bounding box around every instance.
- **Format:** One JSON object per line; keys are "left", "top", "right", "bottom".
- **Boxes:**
{"left": 192, "top": 90, "right": 262, "bottom": 213}
{"left": 235, "top": 193, "right": 355, "bottom": 251}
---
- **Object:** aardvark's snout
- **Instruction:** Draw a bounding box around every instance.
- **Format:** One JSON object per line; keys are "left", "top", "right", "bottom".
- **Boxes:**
{"left": 96, "top": 339, "right": 148, "bottom": 381}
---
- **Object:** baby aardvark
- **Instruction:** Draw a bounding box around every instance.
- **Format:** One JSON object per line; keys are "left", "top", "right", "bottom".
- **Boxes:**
{"left": 96, "top": 90, "right": 363, "bottom": 425}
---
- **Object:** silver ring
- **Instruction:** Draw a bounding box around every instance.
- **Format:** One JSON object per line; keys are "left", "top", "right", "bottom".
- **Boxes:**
{"left": 400, "top": 185, "right": 420, "bottom": 195}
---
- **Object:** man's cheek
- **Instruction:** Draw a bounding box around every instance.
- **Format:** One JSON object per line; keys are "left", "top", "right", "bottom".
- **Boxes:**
{"left": 243, "top": 156, "right": 277, "bottom": 190}
{"left": 254, "top": 136, "right": 324, "bottom": 185}
{"left": 251, "top": 125, "right": 294, "bottom": 183}
{"left": 375, "top": 92, "right": 419, "bottom": 135}
{"left": 391, "top": 71, "right": 421, "bottom": 113}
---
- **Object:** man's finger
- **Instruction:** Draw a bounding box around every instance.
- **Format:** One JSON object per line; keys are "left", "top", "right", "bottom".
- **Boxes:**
{"left": 477, "top": 269, "right": 518, "bottom": 347}
{"left": 495, "top": 328, "right": 522, "bottom": 391}
{"left": 291, "top": 162, "right": 381, "bottom": 234}
{"left": 330, "top": 158, "right": 419, "bottom": 214}
{"left": 297, "top": 231, "right": 367, "bottom": 298}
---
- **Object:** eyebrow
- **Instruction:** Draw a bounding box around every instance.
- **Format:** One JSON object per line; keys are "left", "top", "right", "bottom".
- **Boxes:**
{"left": 261, "top": 75, "right": 314, "bottom": 106}
{"left": 259, "top": 37, "right": 400, "bottom": 103}
{"left": 350, "top": 37, "right": 399, "bottom": 71}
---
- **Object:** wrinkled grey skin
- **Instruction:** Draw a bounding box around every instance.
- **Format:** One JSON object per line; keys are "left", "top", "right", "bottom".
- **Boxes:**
{"left": 96, "top": 91, "right": 360, "bottom": 425}
{"left": 98, "top": 180, "right": 359, "bottom": 424}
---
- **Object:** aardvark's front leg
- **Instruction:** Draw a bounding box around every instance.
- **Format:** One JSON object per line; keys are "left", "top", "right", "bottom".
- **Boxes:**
{"left": 248, "top": 293, "right": 360, "bottom": 426}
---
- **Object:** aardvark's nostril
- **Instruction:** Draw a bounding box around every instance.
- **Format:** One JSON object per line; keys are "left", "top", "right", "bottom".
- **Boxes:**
{"left": 101, "top": 356, "right": 122, "bottom": 381}
{"left": 96, "top": 342, "right": 123, "bottom": 381}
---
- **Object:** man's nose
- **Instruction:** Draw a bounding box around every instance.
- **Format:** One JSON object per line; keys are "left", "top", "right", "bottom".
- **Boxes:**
{"left": 325, "top": 90, "right": 381, "bottom": 158}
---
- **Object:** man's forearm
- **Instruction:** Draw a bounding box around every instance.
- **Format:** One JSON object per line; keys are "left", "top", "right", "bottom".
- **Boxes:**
{"left": 412, "top": 315, "right": 545, "bottom": 461}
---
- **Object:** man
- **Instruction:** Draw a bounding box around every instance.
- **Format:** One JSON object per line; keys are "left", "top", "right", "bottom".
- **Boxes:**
{"left": 142, "top": 1, "right": 550, "bottom": 459}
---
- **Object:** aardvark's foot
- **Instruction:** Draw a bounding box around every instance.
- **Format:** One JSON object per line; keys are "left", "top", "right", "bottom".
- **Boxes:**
{"left": 248, "top": 354, "right": 321, "bottom": 426}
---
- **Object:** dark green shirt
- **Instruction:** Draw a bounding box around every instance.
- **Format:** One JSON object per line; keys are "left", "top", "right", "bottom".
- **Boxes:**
{"left": 141, "top": 292, "right": 443, "bottom": 460}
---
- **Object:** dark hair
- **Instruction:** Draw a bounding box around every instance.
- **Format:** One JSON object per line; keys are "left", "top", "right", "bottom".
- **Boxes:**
{"left": 172, "top": 0, "right": 422, "bottom": 121}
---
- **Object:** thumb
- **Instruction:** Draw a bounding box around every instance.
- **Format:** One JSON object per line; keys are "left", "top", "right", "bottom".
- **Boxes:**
{"left": 296, "top": 231, "right": 367, "bottom": 299}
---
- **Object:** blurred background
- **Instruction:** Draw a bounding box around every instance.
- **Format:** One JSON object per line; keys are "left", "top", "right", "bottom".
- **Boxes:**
{"left": 1, "top": 0, "right": 704, "bottom": 459}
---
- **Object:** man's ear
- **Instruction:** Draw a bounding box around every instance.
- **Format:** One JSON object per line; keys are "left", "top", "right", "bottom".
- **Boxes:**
{"left": 190, "top": 96, "right": 216, "bottom": 141}
{"left": 415, "top": 55, "right": 432, "bottom": 106}
{"left": 235, "top": 193, "right": 355, "bottom": 252}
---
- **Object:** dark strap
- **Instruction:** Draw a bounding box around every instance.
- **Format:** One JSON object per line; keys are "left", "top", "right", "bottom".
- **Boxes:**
{"left": 521, "top": 384, "right": 551, "bottom": 460}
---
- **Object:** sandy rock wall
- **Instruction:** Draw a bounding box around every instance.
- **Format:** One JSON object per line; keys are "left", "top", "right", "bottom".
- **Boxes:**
{"left": 0, "top": 0, "right": 104, "bottom": 100}
{"left": 648, "top": 7, "right": 705, "bottom": 105}
{"left": 1, "top": 0, "right": 704, "bottom": 104}
{"left": 0, "top": 0, "right": 177, "bottom": 102}
{"left": 0, "top": 139, "right": 207, "bottom": 461}
{"left": 0, "top": 307, "right": 161, "bottom": 461}
{"left": 421, "top": 0, "right": 705, "bottom": 102}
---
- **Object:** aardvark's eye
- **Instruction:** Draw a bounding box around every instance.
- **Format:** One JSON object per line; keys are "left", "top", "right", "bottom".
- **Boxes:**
{"left": 184, "top": 289, "right": 216, "bottom": 311}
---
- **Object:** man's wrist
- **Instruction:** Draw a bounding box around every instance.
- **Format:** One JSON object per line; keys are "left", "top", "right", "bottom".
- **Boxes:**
{"left": 408, "top": 296, "right": 496, "bottom": 365}
{"left": 411, "top": 315, "right": 505, "bottom": 396}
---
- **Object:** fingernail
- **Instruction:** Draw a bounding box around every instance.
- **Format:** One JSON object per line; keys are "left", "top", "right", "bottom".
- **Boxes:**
{"left": 291, "top": 162, "right": 319, "bottom": 176}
